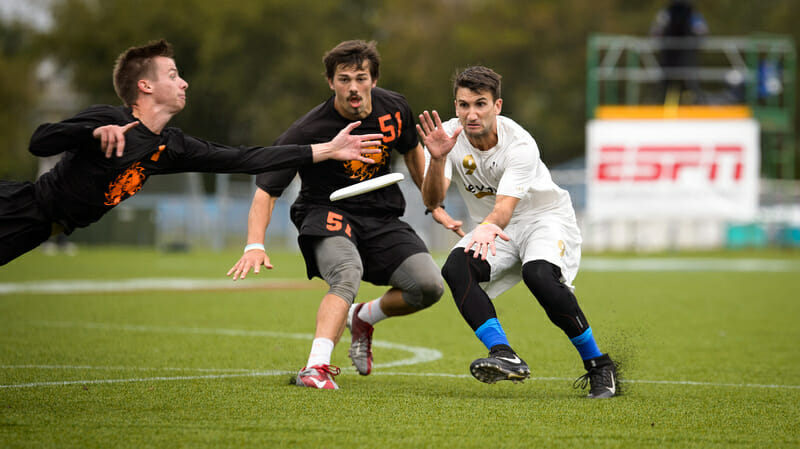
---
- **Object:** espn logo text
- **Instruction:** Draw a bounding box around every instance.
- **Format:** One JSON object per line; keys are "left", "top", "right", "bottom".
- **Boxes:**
{"left": 594, "top": 145, "right": 744, "bottom": 183}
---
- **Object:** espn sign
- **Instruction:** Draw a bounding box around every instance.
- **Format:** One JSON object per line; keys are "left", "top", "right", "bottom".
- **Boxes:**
{"left": 586, "top": 119, "right": 760, "bottom": 220}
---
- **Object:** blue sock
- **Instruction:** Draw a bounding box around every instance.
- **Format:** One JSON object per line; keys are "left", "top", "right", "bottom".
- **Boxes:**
{"left": 475, "top": 318, "right": 510, "bottom": 351}
{"left": 570, "top": 327, "right": 603, "bottom": 360}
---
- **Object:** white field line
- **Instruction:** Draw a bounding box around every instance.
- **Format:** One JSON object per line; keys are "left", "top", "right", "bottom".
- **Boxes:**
{"left": 0, "top": 278, "right": 322, "bottom": 295}
{"left": 1, "top": 258, "right": 798, "bottom": 296}
{"left": 0, "top": 370, "right": 295, "bottom": 389}
{"left": 1, "top": 321, "right": 798, "bottom": 391}
{"left": 2, "top": 367, "right": 798, "bottom": 390}
{"left": 31, "top": 320, "right": 442, "bottom": 370}
{"left": 0, "top": 365, "right": 252, "bottom": 373}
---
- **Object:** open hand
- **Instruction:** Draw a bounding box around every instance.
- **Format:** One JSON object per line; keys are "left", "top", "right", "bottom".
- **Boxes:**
{"left": 465, "top": 222, "right": 509, "bottom": 260}
{"left": 324, "top": 121, "right": 385, "bottom": 163}
{"left": 416, "top": 110, "right": 461, "bottom": 159}
{"left": 227, "top": 248, "right": 273, "bottom": 281}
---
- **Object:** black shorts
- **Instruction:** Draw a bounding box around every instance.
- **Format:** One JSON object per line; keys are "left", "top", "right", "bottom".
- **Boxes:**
{"left": 291, "top": 205, "right": 429, "bottom": 285}
{"left": 0, "top": 181, "right": 53, "bottom": 265}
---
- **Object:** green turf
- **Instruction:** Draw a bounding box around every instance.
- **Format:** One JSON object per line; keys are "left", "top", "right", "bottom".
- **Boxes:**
{"left": 1, "top": 247, "right": 799, "bottom": 448}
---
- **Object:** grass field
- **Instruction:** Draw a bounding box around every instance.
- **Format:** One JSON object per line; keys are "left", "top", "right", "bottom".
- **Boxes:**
{"left": 1, "top": 247, "right": 799, "bottom": 448}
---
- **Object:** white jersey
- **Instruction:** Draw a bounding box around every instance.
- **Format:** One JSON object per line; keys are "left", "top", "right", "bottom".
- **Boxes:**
{"left": 425, "top": 115, "right": 582, "bottom": 297}
{"left": 428, "top": 115, "right": 574, "bottom": 225}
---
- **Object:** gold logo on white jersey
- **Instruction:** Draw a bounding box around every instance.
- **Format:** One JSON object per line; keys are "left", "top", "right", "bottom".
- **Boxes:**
{"left": 462, "top": 155, "right": 477, "bottom": 175}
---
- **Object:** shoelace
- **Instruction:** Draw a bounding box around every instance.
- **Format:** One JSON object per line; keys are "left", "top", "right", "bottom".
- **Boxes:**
{"left": 351, "top": 321, "right": 374, "bottom": 354}
{"left": 573, "top": 367, "right": 605, "bottom": 391}
{"left": 352, "top": 336, "right": 372, "bottom": 351}
{"left": 317, "top": 365, "right": 341, "bottom": 377}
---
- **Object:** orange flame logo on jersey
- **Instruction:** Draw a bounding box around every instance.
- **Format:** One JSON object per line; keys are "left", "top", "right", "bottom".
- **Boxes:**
{"left": 343, "top": 144, "right": 389, "bottom": 181}
{"left": 104, "top": 162, "right": 146, "bottom": 206}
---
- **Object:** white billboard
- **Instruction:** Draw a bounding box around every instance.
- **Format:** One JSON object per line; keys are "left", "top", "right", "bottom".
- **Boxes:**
{"left": 586, "top": 119, "right": 760, "bottom": 220}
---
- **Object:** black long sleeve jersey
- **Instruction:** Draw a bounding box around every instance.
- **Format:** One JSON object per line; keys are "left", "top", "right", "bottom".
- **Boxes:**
{"left": 30, "top": 105, "right": 312, "bottom": 234}
{"left": 256, "top": 87, "right": 418, "bottom": 217}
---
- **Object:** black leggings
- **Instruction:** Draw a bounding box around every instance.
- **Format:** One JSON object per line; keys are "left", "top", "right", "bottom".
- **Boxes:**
{"left": 440, "top": 248, "right": 590, "bottom": 339}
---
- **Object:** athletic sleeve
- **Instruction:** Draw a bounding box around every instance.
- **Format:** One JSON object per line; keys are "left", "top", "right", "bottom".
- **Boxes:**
{"left": 170, "top": 132, "right": 313, "bottom": 174}
{"left": 28, "top": 105, "right": 123, "bottom": 157}
{"left": 254, "top": 125, "right": 306, "bottom": 197}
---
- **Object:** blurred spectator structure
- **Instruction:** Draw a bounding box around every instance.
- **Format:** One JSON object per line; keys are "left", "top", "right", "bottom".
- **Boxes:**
{"left": 584, "top": 30, "right": 797, "bottom": 251}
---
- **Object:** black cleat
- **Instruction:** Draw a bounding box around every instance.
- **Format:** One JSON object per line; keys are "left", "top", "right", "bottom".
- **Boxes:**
{"left": 469, "top": 346, "right": 531, "bottom": 384}
{"left": 574, "top": 353, "right": 617, "bottom": 398}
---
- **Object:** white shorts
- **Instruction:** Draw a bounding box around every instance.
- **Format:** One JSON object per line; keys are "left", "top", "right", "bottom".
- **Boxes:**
{"left": 455, "top": 212, "right": 582, "bottom": 299}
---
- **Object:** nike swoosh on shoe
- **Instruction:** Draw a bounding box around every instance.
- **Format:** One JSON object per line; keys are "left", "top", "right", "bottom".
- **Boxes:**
{"left": 311, "top": 378, "right": 329, "bottom": 389}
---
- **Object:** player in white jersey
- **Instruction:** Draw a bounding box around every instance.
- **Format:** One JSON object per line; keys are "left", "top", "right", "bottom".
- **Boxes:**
{"left": 419, "top": 66, "right": 617, "bottom": 398}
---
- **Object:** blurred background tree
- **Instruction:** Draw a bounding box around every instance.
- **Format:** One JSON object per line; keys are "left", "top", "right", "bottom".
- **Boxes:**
{"left": 0, "top": 20, "right": 40, "bottom": 181}
{"left": 2, "top": 0, "right": 799, "bottom": 181}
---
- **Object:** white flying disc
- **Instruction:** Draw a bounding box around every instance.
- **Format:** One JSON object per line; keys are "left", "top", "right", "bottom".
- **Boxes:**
{"left": 329, "top": 173, "right": 405, "bottom": 201}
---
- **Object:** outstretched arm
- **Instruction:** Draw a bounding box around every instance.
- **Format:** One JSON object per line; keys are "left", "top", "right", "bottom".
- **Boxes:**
{"left": 310, "top": 121, "right": 383, "bottom": 163}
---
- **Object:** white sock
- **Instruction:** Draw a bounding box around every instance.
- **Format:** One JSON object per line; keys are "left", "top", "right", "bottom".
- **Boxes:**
{"left": 358, "top": 297, "right": 389, "bottom": 326}
{"left": 306, "top": 338, "right": 334, "bottom": 368}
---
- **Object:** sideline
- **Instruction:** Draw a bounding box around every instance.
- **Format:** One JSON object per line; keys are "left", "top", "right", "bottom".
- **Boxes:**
{"left": 2, "top": 366, "right": 798, "bottom": 390}
{"left": 0, "top": 278, "right": 325, "bottom": 295}
{"left": 2, "top": 257, "right": 798, "bottom": 295}
{"left": 1, "top": 321, "right": 797, "bottom": 391}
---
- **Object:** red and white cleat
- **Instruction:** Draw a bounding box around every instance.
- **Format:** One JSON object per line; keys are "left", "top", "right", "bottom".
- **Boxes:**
{"left": 294, "top": 365, "right": 341, "bottom": 390}
{"left": 347, "top": 303, "right": 374, "bottom": 375}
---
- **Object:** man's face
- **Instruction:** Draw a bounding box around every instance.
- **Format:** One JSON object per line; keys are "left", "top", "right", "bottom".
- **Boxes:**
{"left": 454, "top": 87, "right": 502, "bottom": 140}
{"left": 147, "top": 56, "right": 188, "bottom": 113}
{"left": 328, "top": 63, "right": 376, "bottom": 120}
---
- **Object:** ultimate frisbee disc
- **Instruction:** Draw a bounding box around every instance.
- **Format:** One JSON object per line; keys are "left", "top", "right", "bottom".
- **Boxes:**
{"left": 329, "top": 173, "right": 405, "bottom": 201}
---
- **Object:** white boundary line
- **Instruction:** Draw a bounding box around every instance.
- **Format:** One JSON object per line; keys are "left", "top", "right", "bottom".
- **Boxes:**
{"left": 1, "top": 321, "right": 798, "bottom": 391}
{"left": 0, "top": 278, "right": 322, "bottom": 295}
{"left": 2, "top": 258, "right": 798, "bottom": 295}
{"left": 30, "top": 320, "right": 442, "bottom": 369}
{"left": 0, "top": 320, "right": 441, "bottom": 389}
{"left": 2, "top": 367, "right": 798, "bottom": 390}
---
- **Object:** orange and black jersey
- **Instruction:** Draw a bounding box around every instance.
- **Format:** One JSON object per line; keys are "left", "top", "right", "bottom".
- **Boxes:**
{"left": 256, "top": 87, "right": 418, "bottom": 217}
{"left": 30, "top": 105, "right": 313, "bottom": 234}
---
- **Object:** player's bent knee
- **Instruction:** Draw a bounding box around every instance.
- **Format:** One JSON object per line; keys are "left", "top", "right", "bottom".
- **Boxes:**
{"left": 441, "top": 248, "right": 490, "bottom": 290}
{"left": 392, "top": 252, "right": 444, "bottom": 309}
{"left": 324, "top": 263, "right": 362, "bottom": 305}
{"left": 405, "top": 275, "right": 444, "bottom": 309}
{"left": 522, "top": 260, "right": 561, "bottom": 298}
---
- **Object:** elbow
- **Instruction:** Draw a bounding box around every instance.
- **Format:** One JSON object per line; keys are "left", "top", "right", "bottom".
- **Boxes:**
{"left": 422, "top": 192, "right": 443, "bottom": 211}
{"left": 28, "top": 141, "right": 47, "bottom": 157}
{"left": 28, "top": 126, "right": 55, "bottom": 157}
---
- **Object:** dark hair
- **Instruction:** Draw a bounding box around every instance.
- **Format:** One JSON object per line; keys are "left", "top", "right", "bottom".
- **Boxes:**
{"left": 113, "top": 39, "right": 174, "bottom": 106}
{"left": 453, "top": 66, "right": 502, "bottom": 101}
{"left": 323, "top": 40, "right": 380, "bottom": 81}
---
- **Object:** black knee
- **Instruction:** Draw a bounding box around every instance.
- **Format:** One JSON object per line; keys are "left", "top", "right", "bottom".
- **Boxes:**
{"left": 442, "top": 248, "right": 495, "bottom": 331}
{"left": 441, "top": 248, "right": 490, "bottom": 293}
{"left": 522, "top": 260, "right": 564, "bottom": 300}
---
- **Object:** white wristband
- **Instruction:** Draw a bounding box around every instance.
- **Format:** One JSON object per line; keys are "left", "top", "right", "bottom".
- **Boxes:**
{"left": 243, "top": 243, "right": 265, "bottom": 253}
